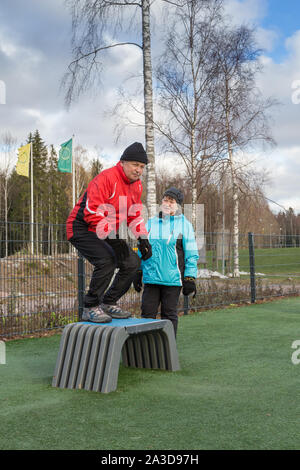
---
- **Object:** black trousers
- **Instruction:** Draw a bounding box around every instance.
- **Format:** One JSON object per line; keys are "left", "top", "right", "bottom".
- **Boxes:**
{"left": 69, "top": 231, "right": 140, "bottom": 308}
{"left": 141, "top": 284, "right": 182, "bottom": 336}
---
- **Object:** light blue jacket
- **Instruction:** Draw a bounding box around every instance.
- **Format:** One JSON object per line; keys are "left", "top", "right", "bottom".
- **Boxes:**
{"left": 140, "top": 213, "right": 199, "bottom": 286}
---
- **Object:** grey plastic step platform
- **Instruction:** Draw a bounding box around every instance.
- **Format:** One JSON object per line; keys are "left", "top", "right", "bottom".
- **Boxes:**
{"left": 52, "top": 318, "right": 180, "bottom": 393}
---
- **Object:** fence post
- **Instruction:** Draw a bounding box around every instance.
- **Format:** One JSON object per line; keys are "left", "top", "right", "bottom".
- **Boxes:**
{"left": 183, "top": 295, "right": 189, "bottom": 315}
{"left": 77, "top": 253, "right": 85, "bottom": 321}
{"left": 248, "top": 232, "right": 256, "bottom": 303}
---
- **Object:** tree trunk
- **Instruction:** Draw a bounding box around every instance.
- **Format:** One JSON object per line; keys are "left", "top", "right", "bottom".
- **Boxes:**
{"left": 191, "top": 129, "right": 197, "bottom": 230}
{"left": 142, "top": 0, "right": 156, "bottom": 216}
{"left": 230, "top": 154, "right": 239, "bottom": 277}
{"left": 227, "top": 144, "right": 239, "bottom": 277}
{"left": 225, "top": 80, "right": 239, "bottom": 277}
{"left": 4, "top": 180, "right": 8, "bottom": 258}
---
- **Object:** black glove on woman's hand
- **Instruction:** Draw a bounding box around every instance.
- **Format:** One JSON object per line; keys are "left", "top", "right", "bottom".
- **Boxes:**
{"left": 105, "top": 237, "right": 130, "bottom": 264}
{"left": 138, "top": 237, "right": 152, "bottom": 261}
{"left": 182, "top": 277, "right": 197, "bottom": 297}
{"left": 133, "top": 270, "right": 143, "bottom": 293}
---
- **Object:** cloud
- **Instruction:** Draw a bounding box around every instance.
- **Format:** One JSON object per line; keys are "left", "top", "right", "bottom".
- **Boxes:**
{"left": 255, "top": 27, "right": 279, "bottom": 52}
{"left": 0, "top": 0, "right": 146, "bottom": 161}
{"left": 0, "top": 0, "right": 299, "bottom": 214}
{"left": 253, "top": 29, "right": 300, "bottom": 213}
{"left": 218, "top": 1, "right": 300, "bottom": 213}
{"left": 262, "top": 147, "right": 300, "bottom": 213}
{"left": 224, "top": 0, "right": 268, "bottom": 25}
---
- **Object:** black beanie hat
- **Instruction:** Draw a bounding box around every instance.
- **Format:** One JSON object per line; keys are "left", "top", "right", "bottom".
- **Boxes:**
{"left": 120, "top": 142, "right": 148, "bottom": 165}
{"left": 163, "top": 187, "right": 184, "bottom": 205}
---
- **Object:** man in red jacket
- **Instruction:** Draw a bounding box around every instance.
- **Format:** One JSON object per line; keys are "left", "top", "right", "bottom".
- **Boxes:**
{"left": 67, "top": 142, "right": 152, "bottom": 323}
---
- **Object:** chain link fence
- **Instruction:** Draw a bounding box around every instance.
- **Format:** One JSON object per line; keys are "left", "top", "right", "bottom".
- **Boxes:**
{"left": 0, "top": 221, "right": 299, "bottom": 338}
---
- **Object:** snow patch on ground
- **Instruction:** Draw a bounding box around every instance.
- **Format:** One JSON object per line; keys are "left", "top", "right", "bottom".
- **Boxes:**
{"left": 197, "top": 269, "right": 266, "bottom": 279}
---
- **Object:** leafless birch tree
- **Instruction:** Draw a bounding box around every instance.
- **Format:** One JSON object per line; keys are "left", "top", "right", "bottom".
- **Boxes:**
{"left": 154, "top": 0, "right": 223, "bottom": 227}
{"left": 0, "top": 131, "right": 17, "bottom": 257}
{"left": 212, "top": 25, "right": 276, "bottom": 276}
{"left": 63, "top": 0, "right": 184, "bottom": 214}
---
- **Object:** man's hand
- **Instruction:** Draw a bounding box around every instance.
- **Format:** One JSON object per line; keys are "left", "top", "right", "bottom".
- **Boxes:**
{"left": 105, "top": 236, "right": 130, "bottom": 264}
{"left": 182, "top": 277, "right": 197, "bottom": 297}
{"left": 133, "top": 270, "right": 143, "bottom": 293}
{"left": 138, "top": 237, "right": 152, "bottom": 261}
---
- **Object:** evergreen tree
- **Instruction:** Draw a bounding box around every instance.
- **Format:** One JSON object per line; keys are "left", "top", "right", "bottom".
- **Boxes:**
{"left": 29, "top": 130, "right": 48, "bottom": 224}
{"left": 7, "top": 130, "right": 71, "bottom": 254}
{"left": 47, "top": 145, "right": 70, "bottom": 225}
{"left": 89, "top": 158, "right": 103, "bottom": 180}
{"left": 8, "top": 133, "right": 31, "bottom": 224}
{"left": 47, "top": 145, "right": 70, "bottom": 253}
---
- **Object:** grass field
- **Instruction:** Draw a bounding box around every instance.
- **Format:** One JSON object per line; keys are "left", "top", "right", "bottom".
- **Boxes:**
{"left": 1, "top": 296, "right": 300, "bottom": 450}
{"left": 239, "top": 247, "right": 300, "bottom": 275}
{"left": 205, "top": 247, "right": 300, "bottom": 277}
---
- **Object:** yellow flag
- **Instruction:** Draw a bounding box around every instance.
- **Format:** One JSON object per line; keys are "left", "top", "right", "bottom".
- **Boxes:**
{"left": 16, "top": 143, "right": 31, "bottom": 177}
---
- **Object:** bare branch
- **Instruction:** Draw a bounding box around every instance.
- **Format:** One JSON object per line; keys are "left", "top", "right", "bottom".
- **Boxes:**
{"left": 161, "top": 0, "right": 185, "bottom": 6}
{"left": 63, "top": 0, "right": 143, "bottom": 106}
{"left": 67, "top": 41, "right": 142, "bottom": 70}
{"left": 101, "top": 0, "right": 141, "bottom": 6}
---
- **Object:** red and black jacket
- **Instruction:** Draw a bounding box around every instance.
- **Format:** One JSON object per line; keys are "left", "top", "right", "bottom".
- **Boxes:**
{"left": 66, "top": 162, "right": 148, "bottom": 240}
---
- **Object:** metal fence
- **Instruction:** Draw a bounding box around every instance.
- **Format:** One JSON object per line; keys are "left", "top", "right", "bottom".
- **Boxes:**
{"left": 0, "top": 221, "right": 299, "bottom": 338}
{"left": 0, "top": 221, "right": 77, "bottom": 338}
{"left": 184, "top": 231, "right": 300, "bottom": 314}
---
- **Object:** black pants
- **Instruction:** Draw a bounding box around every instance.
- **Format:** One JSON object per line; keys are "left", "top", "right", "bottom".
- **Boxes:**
{"left": 141, "top": 284, "right": 182, "bottom": 336}
{"left": 69, "top": 231, "right": 140, "bottom": 308}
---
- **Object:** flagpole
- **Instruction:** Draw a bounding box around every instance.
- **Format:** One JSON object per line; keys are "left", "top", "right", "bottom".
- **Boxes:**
{"left": 72, "top": 135, "right": 75, "bottom": 207}
{"left": 71, "top": 135, "right": 76, "bottom": 256}
{"left": 30, "top": 142, "right": 34, "bottom": 255}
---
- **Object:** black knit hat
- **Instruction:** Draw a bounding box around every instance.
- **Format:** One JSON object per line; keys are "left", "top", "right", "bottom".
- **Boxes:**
{"left": 163, "top": 187, "right": 184, "bottom": 205}
{"left": 120, "top": 142, "right": 148, "bottom": 165}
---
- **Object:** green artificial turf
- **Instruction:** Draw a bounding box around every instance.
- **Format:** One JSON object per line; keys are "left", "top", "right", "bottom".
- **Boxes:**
{"left": 1, "top": 297, "right": 300, "bottom": 450}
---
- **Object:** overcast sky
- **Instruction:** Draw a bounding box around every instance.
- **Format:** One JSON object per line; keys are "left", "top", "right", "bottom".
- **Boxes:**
{"left": 0, "top": 0, "right": 300, "bottom": 213}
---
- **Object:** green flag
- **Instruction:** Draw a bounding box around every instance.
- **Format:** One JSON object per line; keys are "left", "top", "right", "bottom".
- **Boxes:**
{"left": 58, "top": 138, "right": 72, "bottom": 173}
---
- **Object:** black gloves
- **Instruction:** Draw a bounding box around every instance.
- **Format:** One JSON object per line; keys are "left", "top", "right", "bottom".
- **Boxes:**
{"left": 133, "top": 270, "right": 143, "bottom": 293}
{"left": 105, "top": 233, "right": 152, "bottom": 264}
{"left": 138, "top": 237, "right": 152, "bottom": 261}
{"left": 105, "top": 236, "right": 130, "bottom": 264}
{"left": 182, "top": 277, "right": 197, "bottom": 298}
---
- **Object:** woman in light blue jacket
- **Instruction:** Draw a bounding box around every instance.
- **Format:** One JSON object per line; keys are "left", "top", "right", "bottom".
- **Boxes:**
{"left": 133, "top": 187, "right": 199, "bottom": 336}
